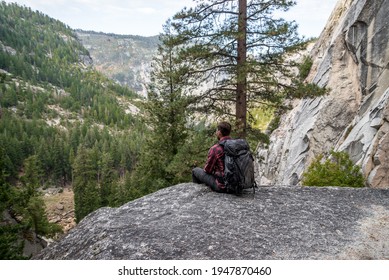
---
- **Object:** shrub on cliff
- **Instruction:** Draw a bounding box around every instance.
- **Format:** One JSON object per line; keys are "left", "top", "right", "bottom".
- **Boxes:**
{"left": 298, "top": 55, "right": 313, "bottom": 81}
{"left": 302, "top": 151, "right": 365, "bottom": 188}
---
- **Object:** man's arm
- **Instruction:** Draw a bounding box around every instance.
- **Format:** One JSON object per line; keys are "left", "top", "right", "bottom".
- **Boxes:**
{"left": 204, "top": 146, "right": 217, "bottom": 174}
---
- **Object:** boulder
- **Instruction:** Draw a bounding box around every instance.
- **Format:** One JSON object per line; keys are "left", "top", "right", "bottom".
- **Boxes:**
{"left": 35, "top": 183, "right": 389, "bottom": 260}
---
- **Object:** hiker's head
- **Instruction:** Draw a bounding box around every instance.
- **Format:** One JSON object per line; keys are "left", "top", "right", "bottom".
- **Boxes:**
{"left": 216, "top": 121, "right": 231, "bottom": 139}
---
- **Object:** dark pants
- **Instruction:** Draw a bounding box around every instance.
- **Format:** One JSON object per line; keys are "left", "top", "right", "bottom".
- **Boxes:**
{"left": 192, "top": 167, "right": 226, "bottom": 193}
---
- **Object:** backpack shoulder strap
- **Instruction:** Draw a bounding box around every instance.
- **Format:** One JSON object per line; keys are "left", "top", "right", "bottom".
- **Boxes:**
{"left": 218, "top": 139, "right": 228, "bottom": 146}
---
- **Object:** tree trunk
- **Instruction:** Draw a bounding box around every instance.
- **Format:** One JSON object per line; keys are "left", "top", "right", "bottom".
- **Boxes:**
{"left": 236, "top": 0, "right": 247, "bottom": 138}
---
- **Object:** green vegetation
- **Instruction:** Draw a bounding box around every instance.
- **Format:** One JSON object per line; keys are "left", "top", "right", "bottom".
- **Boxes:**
{"left": 164, "top": 0, "right": 328, "bottom": 137}
{"left": 0, "top": 3, "right": 213, "bottom": 256}
{"left": 298, "top": 55, "right": 314, "bottom": 81}
{"left": 249, "top": 106, "right": 275, "bottom": 132}
{"left": 0, "top": 146, "right": 25, "bottom": 260}
{"left": 128, "top": 26, "right": 214, "bottom": 198}
{"left": 302, "top": 151, "right": 365, "bottom": 188}
{"left": 0, "top": 2, "right": 148, "bottom": 255}
{"left": 0, "top": 147, "right": 61, "bottom": 259}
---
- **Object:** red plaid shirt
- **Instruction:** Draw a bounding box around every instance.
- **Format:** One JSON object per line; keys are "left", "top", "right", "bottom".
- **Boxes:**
{"left": 204, "top": 136, "right": 231, "bottom": 189}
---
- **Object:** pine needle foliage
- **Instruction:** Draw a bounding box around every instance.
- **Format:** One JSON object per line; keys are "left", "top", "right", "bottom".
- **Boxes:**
{"left": 128, "top": 23, "right": 211, "bottom": 197}
{"left": 166, "top": 0, "right": 326, "bottom": 137}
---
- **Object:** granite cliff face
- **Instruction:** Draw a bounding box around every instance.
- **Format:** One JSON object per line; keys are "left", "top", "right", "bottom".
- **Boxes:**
{"left": 257, "top": 0, "right": 389, "bottom": 187}
{"left": 35, "top": 183, "right": 389, "bottom": 260}
{"left": 76, "top": 31, "right": 158, "bottom": 96}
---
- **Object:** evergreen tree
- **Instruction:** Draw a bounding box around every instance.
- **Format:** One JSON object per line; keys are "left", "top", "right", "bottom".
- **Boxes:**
{"left": 20, "top": 155, "right": 43, "bottom": 197}
{"left": 73, "top": 145, "right": 100, "bottom": 222}
{"left": 0, "top": 146, "right": 26, "bottom": 259}
{"left": 17, "top": 155, "right": 60, "bottom": 236}
{"left": 130, "top": 23, "right": 194, "bottom": 194}
{"left": 99, "top": 152, "right": 117, "bottom": 206}
{"left": 168, "top": 0, "right": 319, "bottom": 137}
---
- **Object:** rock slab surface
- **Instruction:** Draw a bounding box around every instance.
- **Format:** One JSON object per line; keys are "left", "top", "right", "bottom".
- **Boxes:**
{"left": 36, "top": 183, "right": 389, "bottom": 260}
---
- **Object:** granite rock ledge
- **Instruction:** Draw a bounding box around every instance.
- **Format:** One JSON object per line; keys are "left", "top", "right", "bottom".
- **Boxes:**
{"left": 35, "top": 183, "right": 389, "bottom": 260}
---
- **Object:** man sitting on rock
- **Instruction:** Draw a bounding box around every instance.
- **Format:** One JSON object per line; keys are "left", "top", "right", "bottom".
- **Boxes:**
{"left": 192, "top": 121, "right": 232, "bottom": 192}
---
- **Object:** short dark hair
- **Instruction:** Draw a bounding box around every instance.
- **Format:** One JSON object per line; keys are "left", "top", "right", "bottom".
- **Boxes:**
{"left": 217, "top": 121, "right": 231, "bottom": 136}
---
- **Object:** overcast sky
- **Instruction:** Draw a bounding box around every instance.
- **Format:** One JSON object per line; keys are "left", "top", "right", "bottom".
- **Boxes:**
{"left": 3, "top": 0, "right": 339, "bottom": 37}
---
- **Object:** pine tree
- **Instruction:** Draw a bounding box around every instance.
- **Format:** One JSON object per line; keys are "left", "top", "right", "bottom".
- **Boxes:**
{"left": 20, "top": 155, "right": 43, "bottom": 197}
{"left": 168, "top": 0, "right": 305, "bottom": 137}
{"left": 72, "top": 145, "right": 100, "bottom": 222}
{"left": 130, "top": 23, "right": 194, "bottom": 194}
{"left": 0, "top": 146, "right": 26, "bottom": 259}
{"left": 17, "top": 155, "right": 61, "bottom": 236}
{"left": 99, "top": 152, "right": 117, "bottom": 206}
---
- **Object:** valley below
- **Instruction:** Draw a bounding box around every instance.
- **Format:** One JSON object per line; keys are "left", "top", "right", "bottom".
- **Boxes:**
{"left": 42, "top": 187, "right": 76, "bottom": 235}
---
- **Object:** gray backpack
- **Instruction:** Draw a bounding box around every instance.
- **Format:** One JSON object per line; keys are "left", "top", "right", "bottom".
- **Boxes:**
{"left": 219, "top": 139, "right": 257, "bottom": 195}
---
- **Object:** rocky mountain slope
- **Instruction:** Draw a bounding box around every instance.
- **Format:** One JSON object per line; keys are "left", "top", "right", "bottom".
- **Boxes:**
{"left": 35, "top": 183, "right": 389, "bottom": 260}
{"left": 257, "top": 0, "right": 389, "bottom": 188}
{"left": 76, "top": 30, "right": 158, "bottom": 96}
{"left": 0, "top": 2, "right": 145, "bottom": 259}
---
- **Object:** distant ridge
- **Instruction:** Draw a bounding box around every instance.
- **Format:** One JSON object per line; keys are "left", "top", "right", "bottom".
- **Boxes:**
{"left": 76, "top": 30, "right": 159, "bottom": 96}
{"left": 76, "top": 29, "right": 159, "bottom": 40}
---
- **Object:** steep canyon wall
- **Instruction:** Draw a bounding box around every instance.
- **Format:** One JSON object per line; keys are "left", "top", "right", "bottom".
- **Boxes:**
{"left": 257, "top": 0, "right": 389, "bottom": 188}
